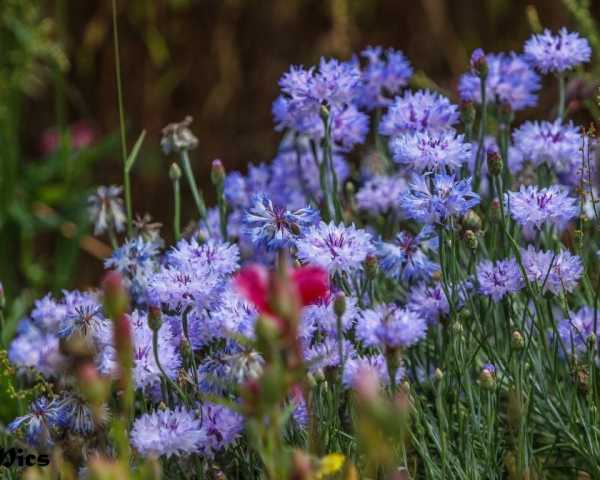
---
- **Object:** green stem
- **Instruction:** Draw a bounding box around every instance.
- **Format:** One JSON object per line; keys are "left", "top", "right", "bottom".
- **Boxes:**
{"left": 111, "top": 0, "right": 132, "bottom": 236}
{"left": 557, "top": 73, "right": 566, "bottom": 121}
{"left": 474, "top": 75, "right": 487, "bottom": 192}
{"left": 173, "top": 177, "right": 181, "bottom": 241}
{"left": 181, "top": 151, "right": 208, "bottom": 220}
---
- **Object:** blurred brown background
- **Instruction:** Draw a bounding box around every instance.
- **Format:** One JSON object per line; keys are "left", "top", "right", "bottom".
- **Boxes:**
{"left": 10, "top": 0, "right": 600, "bottom": 292}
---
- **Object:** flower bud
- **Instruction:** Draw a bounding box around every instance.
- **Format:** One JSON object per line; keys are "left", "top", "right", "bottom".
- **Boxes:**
{"left": 320, "top": 104, "right": 330, "bottom": 124}
{"left": 102, "top": 271, "right": 129, "bottom": 320}
{"left": 160, "top": 116, "right": 198, "bottom": 154}
{"left": 463, "top": 230, "right": 478, "bottom": 250}
{"left": 461, "top": 210, "right": 482, "bottom": 232}
{"left": 479, "top": 364, "right": 496, "bottom": 391}
{"left": 490, "top": 198, "right": 502, "bottom": 223}
{"left": 169, "top": 162, "right": 181, "bottom": 181}
{"left": 364, "top": 255, "right": 379, "bottom": 280}
{"left": 487, "top": 150, "right": 503, "bottom": 177}
{"left": 511, "top": 330, "right": 525, "bottom": 351}
{"left": 148, "top": 305, "right": 162, "bottom": 332}
{"left": 460, "top": 100, "right": 476, "bottom": 127}
{"left": 470, "top": 48, "right": 488, "bottom": 78}
{"left": 78, "top": 362, "right": 110, "bottom": 406}
{"left": 333, "top": 292, "right": 346, "bottom": 318}
{"left": 211, "top": 159, "right": 226, "bottom": 188}
{"left": 434, "top": 368, "right": 444, "bottom": 383}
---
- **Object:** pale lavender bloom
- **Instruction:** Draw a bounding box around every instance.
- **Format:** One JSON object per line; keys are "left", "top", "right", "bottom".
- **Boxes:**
{"left": 131, "top": 407, "right": 205, "bottom": 458}
{"left": 521, "top": 246, "right": 583, "bottom": 295}
{"left": 556, "top": 307, "right": 599, "bottom": 358}
{"left": 304, "top": 338, "right": 357, "bottom": 373}
{"left": 244, "top": 194, "right": 319, "bottom": 250}
{"left": 390, "top": 129, "right": 471, "bottom": 172}
{"left": 300, "top": 293, "right": 359, "bottom": 340}
{"left": 407, "top": 282, "right": 449, "bottom": 325}
{"left": 224, "top": 164, "right": 272, "bottom": 209}
{"left": 355, "top": 175, "right": 407, "bottom": 215}
{"left": 211, "top": 285, "right": 258, "bottom": 340}
{"left": 401, "top": 174, "right": 480, "bottom": 225}
{"left": 8, "top": 321, "right": 65, "bottom": 377}
{"left": 505, "top": 185, "right": 579, "bottom": 237}
{"left": 296, "top": 221, "right": 374, "bottom": 275}
{"left": 167, "top": 238, "right": 240, "bottom": 277}
{"left": 198, "top": 402, "right": 243, "bottom": 457}
{"left": 476, "top": 258, "right": 523, "bottom": 302}
{"left": 30, "top": 294, "right": 66, "bottom": 332}
{"left": 342, "top": 354, "right": 405, "bottom": 388}
{"left": 87, "top": 185, "right": 126, "bottom": 235}
{"left": 357, "top": 46, "right": 413, "bottom": 110}
{"left": 357, "top": 304, "right": 427, "bottom": 349}
{"left": 459, "top": 53, "right": 541, "bottom": 111}
{"left": 379, "top": 90, "right": 459, "bottom": 136}
{"left": 512, "top": 120, "right": 583, "bottom": 174}
{"left": 524, "top": 28, "right": 592, "bottom": 74}
{"left": 377, "top": 227, "right": 439, "bottom": 282}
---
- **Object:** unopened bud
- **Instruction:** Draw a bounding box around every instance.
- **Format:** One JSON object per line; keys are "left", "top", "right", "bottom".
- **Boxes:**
{"left": 211, "top": 159, "right": 226, "bottom": 188}
{"left": 464, "top": 230, "right": 478, "bottom": 250}
{"left": 511, "top": 330, "right": 525, "bottom": 350}
{"left": 490, "top": 198, "right": 502, "bottom": 223}
{"left": 479, "top": 364, "right": 496, "bottom": 390}
{"left": 148, "top": 306, "right": 162, "bottom": 332}
{"left": 102, "top": 271, "right": 129, "bottom": 319}
{"left": 460, "top": 100, "right": 476, "bottom": 127}
{"left": 364, "top": 255, "right": 379, "bottom": 280}
{"left": 78, "top": 362, "right": 109, "bottom": 405}
{"left": 487, "top": 150, "right": 503, "bottom": 177}
{"left": 345, "top": 181, "right": 356, "bottom": 196}
{"left": 169, "top": 162, "right": 181, "bottom": 181}
{"left": 333, "top": 292, "right": 346, "bottom": 318}
{"left": 470, "top": 48, "right": 488, "bottom": 78}
{"left": 319, "top": 104, "right": 330, "bottom": 123}
{"left": 434, "top": 368, "right": 444, "bottom": 382}
{"left": 461, "top": 210, "right": 482, "bottom": 232}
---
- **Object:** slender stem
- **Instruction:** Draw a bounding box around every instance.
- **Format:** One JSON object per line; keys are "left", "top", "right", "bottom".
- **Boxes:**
{"left": 111, "top": 0, "right": 132, "bottom": 236}
{"left": 181, "top": 151, "right": 208, "bottom": 220}
{"left": 173, "top": 177, "right": 181, "bottom": 241}
{"left": 474, "top": 75, "right": 487, "bottom": 192}
{"left": 557, "top": 73, "right": 566, "bottom": 121}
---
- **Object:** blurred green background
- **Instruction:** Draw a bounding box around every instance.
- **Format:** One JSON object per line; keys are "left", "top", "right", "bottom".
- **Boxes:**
{"left": 0, "top": 0, "right": 598, "bottom": 321}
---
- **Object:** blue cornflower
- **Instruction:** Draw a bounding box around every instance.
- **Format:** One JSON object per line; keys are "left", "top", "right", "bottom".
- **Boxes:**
{"left": 524, "top": 28, "right": 592, "bottom": 74}
{"left": 224, "top": 163, "right": 272, "bottom": 209}
{"left": 505, "top": 185, "right": 579, "bottom": 237}
{"left": 357, "top": 304, "right": 427, "bottom": 349}
{"left": 390, "top": 129, "right": 471, "bottom": 172}
{"left": 401, "top": 174, "right": 480, "bottom": 225}
{"left": 131, "top": 407, "right": 205, "bottom": 458}
{"left": 357, "top": 46, "right": 413, "bottom": 110}
{"left": 512, "top": 120, "right": 586, "bottom": 184}
{"left": 58, "top": 395, "right": 109, "bottom": 436}
{"left": 197, "top": 402, "right": 243, "bottom": 457}
{"left": 300, "top": 293, "right": 359, "bottom": 340}
{"left": 379, "top": 90, "right": 459, "bottom": 136}
{"left": 211, "top": 285, "right": 258, "bottom": 340}
{"left": 167, "top": 238, "right": 240, "bottom": 277}
{"left": 521, "top": 246, "right": 582, "bottom": 295}
{"left": 556, "top": 307, "right": 599, "bottom": 358}
{"left": 355, "top": 175, "right": 407, "bottom": 215}
{"left": 296, "top": 221, "right": 374, "bottom": 275}
{"left": 459, "top": 53, "right": 541, "bottom": 111}
{"left": 8, "top": 397, "right": 65, "bottom": 448}
{"left": 377, "top": 227, "right": 439, "bottom": 282}
{"left": 30, "top": 294, "right": 66, "bottom": 332}
{"left": 476, "top": 258, "right": 523, "bottom": 302}
{"left": 407, "top": 282, "right": 449, "bottom": 325}
{"left": 305, "top": 338, "right": 357, "bottom": 373}
{"left": 8, "top": 320, "right": 64, "bottom": 377}
{"left": 244, "top": 194, "right": 319, "bottom": 250}
{"left": 58, "top": 291, "right": 108, "bottom": 340}
{"left": 342, "top": 354, "right": 405, "bottom": 389}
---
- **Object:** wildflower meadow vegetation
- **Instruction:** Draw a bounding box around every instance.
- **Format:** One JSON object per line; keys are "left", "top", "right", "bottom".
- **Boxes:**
{"left": 4, "top": 4, "right": 600, "bottom": 480}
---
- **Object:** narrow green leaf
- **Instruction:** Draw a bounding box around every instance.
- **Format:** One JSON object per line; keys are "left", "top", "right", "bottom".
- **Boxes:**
{"left": 125, "top": 129, "right": 146, "bottom": 173}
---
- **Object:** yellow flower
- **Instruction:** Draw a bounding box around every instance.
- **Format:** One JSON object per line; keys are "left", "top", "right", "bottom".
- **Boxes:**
{"left": 316, "top": 453, "right": 345, "bottom": 479}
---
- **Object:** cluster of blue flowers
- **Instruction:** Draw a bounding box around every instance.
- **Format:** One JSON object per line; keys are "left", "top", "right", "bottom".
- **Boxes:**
{"left": 6, "top": 27, "right": 599, "bottom": 473}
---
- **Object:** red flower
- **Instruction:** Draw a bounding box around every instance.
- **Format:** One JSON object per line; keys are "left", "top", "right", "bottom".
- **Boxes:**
{"left": 234, "top": 264, "right": 329, "bottom": 316}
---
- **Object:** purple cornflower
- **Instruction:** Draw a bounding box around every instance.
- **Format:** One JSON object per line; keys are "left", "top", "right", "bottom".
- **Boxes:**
{"left": 401, "top": 174, "right": 480, "bottom": 225}
{"left": 476, "top": 258, "right": 523, "bottom": 302}
{"left": 355, "top": 174, "right": 407, "bottom": 215}
{"left": 459, "top": 53, "right": 541, "bottom": 111}
{"left": 342, "top": 354, "right": 405, "bottom": 389}
{"left": 357, "top": 46, "right": 413, "bottom": 110}
{"left": 356, "top": 304, "right": 427, "bottom": 349}
{"left": 131, "top": 407, "right": 205, "bottom": 458}
{"left": 524, "top": 28, "right": 592, "bottom": 74}
{"left": 300, "top": 293, "right": 359, "bottom": 340}
{"left": 167, "top": 238, "right": 240, "bottom": 277}
{"left": 30, "top": 294, "right": 66, "bottom": 332}
{"left": 198, "top": 402, "right": 243, "bottom": 457}
{"left": 390, "top": 129, "right": 471, "bottom": 172}
{"left": 407, "top": 282, "right": 449, "bottom": 325}
{"left": 305, "top": 338, "right": 357, "bottom": 373}
{"left": 512, "top": 120, "right": 582, "bottom": 174}
{"left": 379, "top": 90, "right": 459, "bottom": 136}
{"left": 296, "top": 221, "right": 374, "bottom": 275}
{"left": 505, "top": 185, "right": 579, "bottom": 237}
{"left": 376, "top": 227, "right": 439, "bottom": 282}
{"left": 224, "top": 163, "right": 271, "bottom": 209}
{"left": 8, "top": 397, "right": 64, "bottom": 448}
{"left": 556, "top": 307, "right": 599, "bottom": 358}
{"left": 87, "top": 185, "right": 126, "bottom": 235}
{"left": 244, "top": 194, "right": 319, "bottom": 250}
{"left": 9, "top": 321, "right": 65, "bottom": 377}
{"left": 521, "top": 246, "right": 582, "bottom": 295}
{"left": 211, "top": 285, "right": 258, "bottom": 340}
